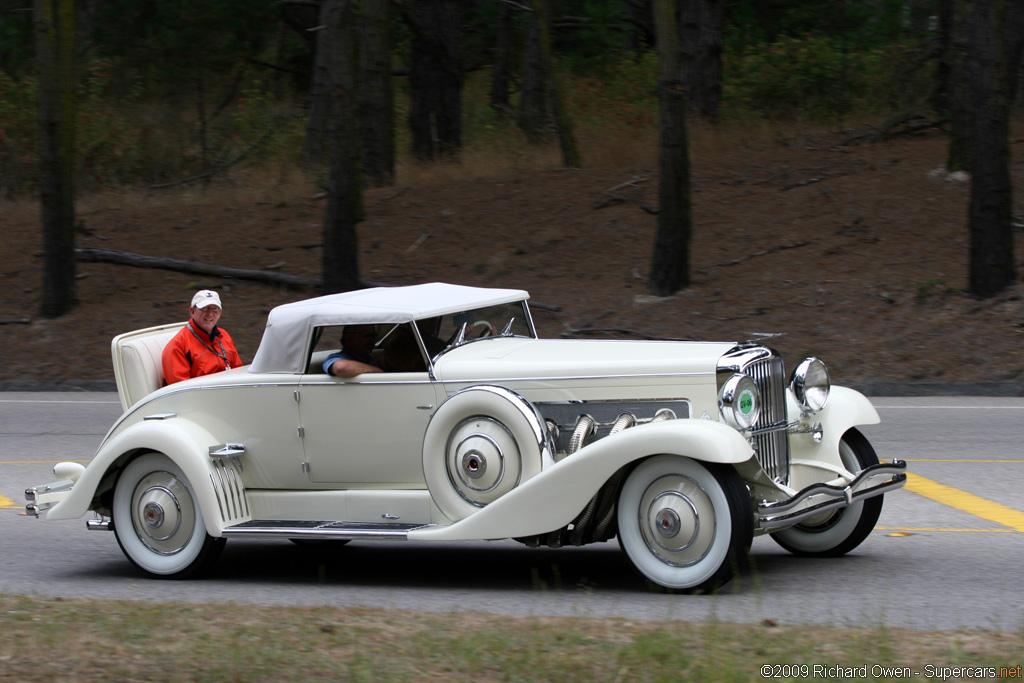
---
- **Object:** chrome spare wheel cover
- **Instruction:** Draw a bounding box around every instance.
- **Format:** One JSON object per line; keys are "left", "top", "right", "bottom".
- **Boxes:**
{"left": 130, "top": 471, "right": 196, "bottom": 555}
{"left": 446, "top": 417, "right": 522, "bottom": 507}
{"left": 639, "top": 474, "right": 716, "bottom": 567}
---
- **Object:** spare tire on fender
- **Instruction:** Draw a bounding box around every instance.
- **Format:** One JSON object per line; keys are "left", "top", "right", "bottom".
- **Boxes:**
{"left": 423, "top": 385, "right": 550, "bottom": 521}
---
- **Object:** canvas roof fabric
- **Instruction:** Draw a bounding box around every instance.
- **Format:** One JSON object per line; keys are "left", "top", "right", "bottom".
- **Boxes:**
{"left": 249, "top": 282, "right": 529, "bottom": 374}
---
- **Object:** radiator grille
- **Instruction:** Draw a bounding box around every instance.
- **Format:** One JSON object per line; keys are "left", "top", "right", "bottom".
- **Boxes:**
{"left": 747, "top": 355, "right": 790, "bottom": 485}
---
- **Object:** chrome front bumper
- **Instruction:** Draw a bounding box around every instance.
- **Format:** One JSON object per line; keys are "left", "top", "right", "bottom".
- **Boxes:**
{"left": 758, "top": 459, "right": 907, "bottom": 531}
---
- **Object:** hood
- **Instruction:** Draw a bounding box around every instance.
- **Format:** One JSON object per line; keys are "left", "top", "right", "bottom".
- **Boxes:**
{"left": 432, "top": 338, "right": 738, "bottom": 383}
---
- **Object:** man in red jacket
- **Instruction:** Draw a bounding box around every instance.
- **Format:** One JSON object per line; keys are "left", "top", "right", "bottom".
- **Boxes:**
{"left": 162, "top": 289, "right": 244, "bottom": 385}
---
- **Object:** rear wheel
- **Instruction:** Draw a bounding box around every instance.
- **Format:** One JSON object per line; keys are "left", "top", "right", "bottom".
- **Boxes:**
{"left": 771, "top": 428, "right": 883, "bottom": 557}
{"left": 112, "top": 453, "right": 225, "bottom": 578}
{"left": 617, "top": 455, "right": 752, "bottom": 593}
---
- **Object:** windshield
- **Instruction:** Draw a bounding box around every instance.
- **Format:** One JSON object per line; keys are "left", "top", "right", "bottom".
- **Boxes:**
{"left": 419, "top": 300, "right": 535, "bottom": 360}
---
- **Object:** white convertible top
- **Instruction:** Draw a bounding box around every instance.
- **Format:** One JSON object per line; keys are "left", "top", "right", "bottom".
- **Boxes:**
{"left": 249, "top": 282, "right": 529, "bottom": 374}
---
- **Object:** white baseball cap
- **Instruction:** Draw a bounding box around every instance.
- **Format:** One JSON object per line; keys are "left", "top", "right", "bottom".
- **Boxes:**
{"left": 191, "top": 290, "right": 223, "bottom": 309}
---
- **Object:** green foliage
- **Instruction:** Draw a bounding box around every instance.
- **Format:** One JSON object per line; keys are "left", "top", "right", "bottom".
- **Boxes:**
{"left": 722, "top": 35, "right": 894, "bottom": 121}
{"left": 725, "top": 0, "right": 923, "bottom": 50}
{"left": 0, "top": 68, "right": 39, "bottom": 197}
{"left": 565, "top": 51, "right": 658, "bottom": 131}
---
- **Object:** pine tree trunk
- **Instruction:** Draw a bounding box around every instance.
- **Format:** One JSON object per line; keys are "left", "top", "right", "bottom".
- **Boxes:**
{"left": 360, "top": 0, "right": 394, "bottom": 187}
{"left": 966, "top": 0, "right": 1022, "bottom": 297}
{"left": 489, "top": 0, "right": 513, "bottom": 111}
{"left": 303, "top": 3, "right": 336, "bottom": 166}
{"left": 679, "top": 0, "right": 723, "bottom": 121}
{"left": 518, "top": 1, "right": 548, "bottom": 137}
{"left": 321, "top": 0, "right": 363, "bottom": 294}
{"left": 35, "top": 0, "right": 77, "bottom": 318}
{"left": 650, "top": 0, "right": 692, "bottom": 297}
{"left": 408, "top": 0, "right": 463, "bottom": 160}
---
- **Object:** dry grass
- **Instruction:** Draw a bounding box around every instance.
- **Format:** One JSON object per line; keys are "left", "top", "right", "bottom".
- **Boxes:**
{"left": 1, "top": 594, "right": 1021, "bottom": 682}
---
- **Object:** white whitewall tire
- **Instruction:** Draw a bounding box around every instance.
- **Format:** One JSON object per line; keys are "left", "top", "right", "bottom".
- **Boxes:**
{"left": 112, "top": 452, "right": 225, "bottom": 578}
{"left": 617, "top": 455, "right": 752, "bottom": 593}
{"left": 423, "top": 386, "right": 546, "bottom": 522}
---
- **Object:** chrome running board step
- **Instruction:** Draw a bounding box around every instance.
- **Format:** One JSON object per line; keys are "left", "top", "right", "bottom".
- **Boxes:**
{"left": 222, "top": 520, "right": 435, "bottom": 540}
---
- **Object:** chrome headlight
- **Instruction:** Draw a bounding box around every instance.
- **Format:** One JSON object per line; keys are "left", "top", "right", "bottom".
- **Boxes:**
{"left": 791, "top": 357, "right": 830, "bottom": 413}
{"left": 719, "top": 373, "right": 761, "bottom": 430}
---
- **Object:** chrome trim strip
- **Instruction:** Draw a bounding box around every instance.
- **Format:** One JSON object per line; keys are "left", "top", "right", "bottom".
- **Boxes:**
{"left": 209, "top": 443, "right": 246, "bottom": 458}
{"left": 86, "top": 519, "right": 112, "bottom": 531}
{"left": 758, "top": 460, "right": 908, "bottom": 531}
{"left": 221, "top": 520, "right": 436, "bottom": 540}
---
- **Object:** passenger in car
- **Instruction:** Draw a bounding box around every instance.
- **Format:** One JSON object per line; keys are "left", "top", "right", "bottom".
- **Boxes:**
{"left": 162, "top": 289, "right": 244, "bottom": 384}
{"left": 323, "top": 324, "right": 383, "bottom": 377}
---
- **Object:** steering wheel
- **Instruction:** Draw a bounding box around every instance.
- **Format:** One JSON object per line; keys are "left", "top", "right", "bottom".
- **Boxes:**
{"left": 472, "top": 320, "right": 493, "bottom": 338}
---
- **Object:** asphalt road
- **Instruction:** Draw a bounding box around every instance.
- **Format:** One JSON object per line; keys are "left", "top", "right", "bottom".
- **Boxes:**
{"left": 2, "top": 392, "right": 1022, "bottom": 631}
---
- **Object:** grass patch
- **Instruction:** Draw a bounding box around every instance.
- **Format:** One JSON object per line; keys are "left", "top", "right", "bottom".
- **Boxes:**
{"left": 1, "top": 594, "right": 1021, "bottom": 681}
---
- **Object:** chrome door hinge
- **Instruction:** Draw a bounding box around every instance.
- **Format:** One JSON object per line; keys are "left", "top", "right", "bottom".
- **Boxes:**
{"left": 294, "top": 390, "right": 300, "bottom": 403}
{"left": 301, "top": 461, "right": 310, "bottom": 474}
{"left": 297, "top": 426, "right": 305, "bottom": 438}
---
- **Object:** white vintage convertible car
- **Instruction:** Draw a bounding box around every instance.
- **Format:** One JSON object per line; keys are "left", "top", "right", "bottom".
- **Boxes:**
{"left": 26, "top": 282, "right": 906, "bottom": 592}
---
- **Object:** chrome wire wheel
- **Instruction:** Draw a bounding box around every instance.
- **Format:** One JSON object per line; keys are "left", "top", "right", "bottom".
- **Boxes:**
{"left": 113, "top": 453, "right": 224, "bottom": 578}
{"left": 617, "top": 455, "right": 752, "bottom": 593}
{"left": 771, "top": 428, "right": 884, "bottom": 557}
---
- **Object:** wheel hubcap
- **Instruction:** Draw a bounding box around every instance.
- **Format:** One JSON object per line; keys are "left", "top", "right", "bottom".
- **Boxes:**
{"left": 639, "top": 475, "right": 715, "bottom": 567}
{"left": 130, "top": 471, "right": 195, "bottom": 555}
{"left": 445, "top": 418, "right": 521, "bottom": 506}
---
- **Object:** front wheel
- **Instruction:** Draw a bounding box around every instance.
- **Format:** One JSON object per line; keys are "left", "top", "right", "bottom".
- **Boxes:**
{"left": 617, "top": 455, "right": 753, "bottom": 593}
{"left": 112, "top": 453, "right": 225, "bottom": 578}
{"left": 771, "top": 428, "right": 883, "bottom": 557}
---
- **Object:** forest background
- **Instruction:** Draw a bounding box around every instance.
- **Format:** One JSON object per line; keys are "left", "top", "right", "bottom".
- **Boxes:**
{"left": 2, "top": 0, "right": 1023, "bottom": 389}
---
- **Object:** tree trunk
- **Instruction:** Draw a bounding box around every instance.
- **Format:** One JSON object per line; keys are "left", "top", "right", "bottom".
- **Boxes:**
{"left": 35, "top": 0, "right": 77, "bottom": 318}
{"left": 966, "top": 0, "right": 1023, "bottom": 297}
{"left": 518, "top": 0, "right": 548, "bottom": 137}
{"left": 532, "top": 0, "right": 580, "bottom": 168}
{"left": 649, "top": 0, "right": 692, "bottom": 297}
{"left": 944, "top": 0, "right": 970, "bottom": 172}
{"left": 679, "top": 0, "right": 723, "bottom": 121}
{"left": 489, "top": 0, "right": 513, "bottom": 111}
{"left": 303, "top": 4, "right": 336, "bottom": 166}
{"left": 321, "top": 0, "right": 363, "bottom": 294}
{"left": 360, "top": 0, "right": 394, "bottom": 187}
{"left": 408, "top": 0, "right": 463, "bottom": 160}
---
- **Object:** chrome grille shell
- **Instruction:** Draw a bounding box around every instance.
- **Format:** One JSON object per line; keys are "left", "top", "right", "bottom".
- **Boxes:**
{"left": 718, "top": 345, "right": 790, "bottom": 485}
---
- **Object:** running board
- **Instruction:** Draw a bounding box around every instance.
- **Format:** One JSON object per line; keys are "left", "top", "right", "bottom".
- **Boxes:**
{"left": 221, "top": 520, "right": 435, "bottom": 540}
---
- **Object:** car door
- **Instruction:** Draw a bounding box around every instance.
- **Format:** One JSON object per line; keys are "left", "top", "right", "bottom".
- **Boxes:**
{"left": 297, "top": 370, "right": 442, "bottom": 486}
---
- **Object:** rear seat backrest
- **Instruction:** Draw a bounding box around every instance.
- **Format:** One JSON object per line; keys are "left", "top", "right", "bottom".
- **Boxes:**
{"left": 115, "top": 327, "right": 181, "bottom": 410}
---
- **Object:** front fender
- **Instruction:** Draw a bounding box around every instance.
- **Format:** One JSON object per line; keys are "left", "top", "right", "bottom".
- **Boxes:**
{"left": 47, "top": 419, "right": 245, "bottom": 536}
{"left": 411, "top": 418, "right": 753, "bottom": 541}
{"left": 788, "top": 385, "right": 881, "bottom": 490}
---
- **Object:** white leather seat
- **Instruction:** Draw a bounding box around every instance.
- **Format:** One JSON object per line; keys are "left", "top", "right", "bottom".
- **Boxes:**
{"left": 111, "top": 323, "right": 184, "bottom": 411}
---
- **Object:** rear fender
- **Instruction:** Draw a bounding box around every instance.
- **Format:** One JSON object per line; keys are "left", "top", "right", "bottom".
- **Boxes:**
{"left": 47, "top": 420, "right": 245, "bottom": 536}
{"left": 411, "top": 418, "right": 753, "bottom": 541}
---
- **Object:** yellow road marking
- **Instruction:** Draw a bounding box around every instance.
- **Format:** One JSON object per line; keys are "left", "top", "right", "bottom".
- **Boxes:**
{"left": 904, "top": 459, "right": 1024, "bottom": 463}
{"left": 0, "top": 460, "right": 90, "bottom": 465}
{"left": 904, "top": 473, "right": 1024, "bottom": 532}
{"left": 0, "top": 494, "right": 20, "bottom": 510}
{"left": 877, "top": 527, "right": 1015, "bottom": 533}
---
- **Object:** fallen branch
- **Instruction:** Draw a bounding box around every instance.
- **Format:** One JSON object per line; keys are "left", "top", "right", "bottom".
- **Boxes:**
{"left": 75, "top": 248, "right": 565, "bottom": 311}
{"left": 700, "top": 241, "right": 812, "bottom": 272}
{"left": 76, "top": 248, "right": 320, "bottom": 289}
